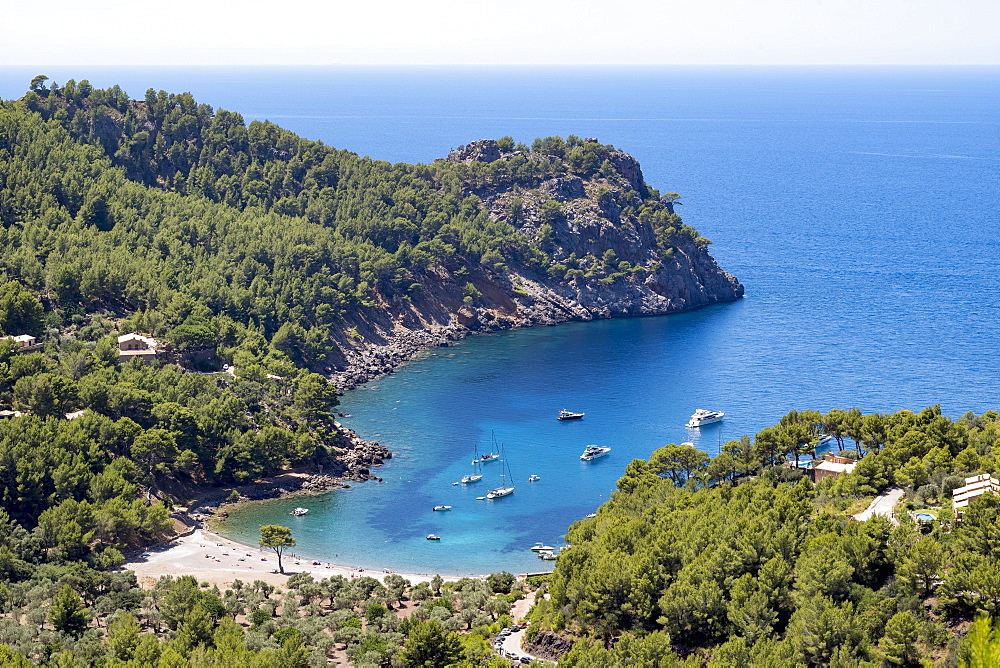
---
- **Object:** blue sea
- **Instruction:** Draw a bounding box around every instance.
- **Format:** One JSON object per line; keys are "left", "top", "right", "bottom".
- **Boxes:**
{"left": 3, "top": 66, "right": 998, "bottom": 576}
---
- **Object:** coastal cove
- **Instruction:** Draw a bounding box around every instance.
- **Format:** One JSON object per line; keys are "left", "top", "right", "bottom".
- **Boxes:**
{"left": 5, "top": 66, "right": 994, "bottom": 577}
{"left": 200, "top": 66, "right": 1000, "bottom": 577}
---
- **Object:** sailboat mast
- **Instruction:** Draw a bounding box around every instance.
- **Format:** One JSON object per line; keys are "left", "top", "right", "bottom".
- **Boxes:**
{"left": 499, "top": 442, "right": 506, "bottom": 485}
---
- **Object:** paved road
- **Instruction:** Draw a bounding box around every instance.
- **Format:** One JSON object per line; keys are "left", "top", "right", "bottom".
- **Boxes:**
{"left": 500, "top": 628, "right": 535, "bottom": 663}
{"left": 496, "top": 590, "right": 546, "bottom": 664}
{"left": 854, "top": 486, "right": 904, "bottom": 524}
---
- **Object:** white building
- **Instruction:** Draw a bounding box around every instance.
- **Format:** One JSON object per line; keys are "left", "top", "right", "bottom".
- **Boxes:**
{"left": 952, "top": 473, "right": 1000, "bottom": 511}
{"left": 3, "top": 334, "right": 40, "bottom": 351}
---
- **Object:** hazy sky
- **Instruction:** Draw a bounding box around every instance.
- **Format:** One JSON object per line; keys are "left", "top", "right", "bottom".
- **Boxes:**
{"left": 4, "top": 0, "right": 998, "bottom": 65}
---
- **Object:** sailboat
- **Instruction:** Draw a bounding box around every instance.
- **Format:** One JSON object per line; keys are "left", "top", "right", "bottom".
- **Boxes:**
{"left": 486, "top": 442, "right": 515, "bottom": 499}
{"left": 474, "top": 431, "right": 501, "bottom": 464}
{"left": 462, "top": 464, "right": 483, "bottom": 484}
{"left": 462, "top": 442, "right": 484, "bottom": 484}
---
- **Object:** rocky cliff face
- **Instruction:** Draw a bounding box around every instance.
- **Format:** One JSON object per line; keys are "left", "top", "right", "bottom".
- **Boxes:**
{"left": 524, "top": 631, "right": 575, "bottom": 661}
{"left": 328, "top": 139, "right": 743, "bottom": 389}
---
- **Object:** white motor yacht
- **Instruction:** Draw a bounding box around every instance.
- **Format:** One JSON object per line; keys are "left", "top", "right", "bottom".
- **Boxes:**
{"left": 686, "top": 409, "right": 725, "bottom": 428}
{"left": 580, "top": 445, "right": 611, "bottom": 461}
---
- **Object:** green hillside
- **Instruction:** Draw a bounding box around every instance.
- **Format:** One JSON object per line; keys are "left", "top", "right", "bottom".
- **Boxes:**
{"left": 527, "top": 406, "right": 1000, "bottom": 666}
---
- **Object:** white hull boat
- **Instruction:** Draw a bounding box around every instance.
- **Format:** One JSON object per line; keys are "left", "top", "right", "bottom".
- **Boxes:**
{"left": 486, "top": 440, "right": 515, "bottom": 499}
{"left": 464, "top": 442, "right": 487, "bottom": 482}
{"left": 686, "top": 409, "right": 725, "bottom": 428}
{"left": 580, "top": 445, "right": 611, "bottom": 461}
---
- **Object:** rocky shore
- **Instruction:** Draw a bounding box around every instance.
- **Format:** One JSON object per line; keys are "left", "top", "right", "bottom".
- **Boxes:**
{"left": 178, "top": 423, "right": 390, "bottom": 526}
{"left": 186, "top": 470, "right": 376, "bottom": 525}
{"left": 329, "top": 326, "right": 467, "bottom": 391}
{"left": 325, "top": 423, "right": 392, "bottom": 480}
{"left": 326, "top": 238, "right": 743, "bottom": 391}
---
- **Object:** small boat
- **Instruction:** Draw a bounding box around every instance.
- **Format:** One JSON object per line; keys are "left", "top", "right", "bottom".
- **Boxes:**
{"left": 432, "top": 505, "right": 452, "bottom": 511}
{"left": 558, "top": 409, "right": 585, "bottom": 421}
{"left": 290, "top": 507, "right": 309, "bottom": 516}
{"left": 585, "top": 512, "right": 597, "bottom": 519}
{"left": 426, "top": 534, "right": 441, "bottom": 541}
{"left": 464, "top": 442, "right": 486, "bottom": 482}
{"left": 530, "top": 544, "right": 555, "bottom": 552}
{"left": 580, "top": 445, "right": 611, "bottom": 461}
{"left": 686, "top": 409, "right": 725, "bottom": 428}
{"left": 528, "top": 474, "right": 540, "bottom": 482}
{"left": 486, "top": 441, "right": 515, "bottom": 499}
{"left": 475, "top": 430, "right": 501, "bottom": 464}
{"left": 538, "top": 551, "right": 558, "bottom": 560}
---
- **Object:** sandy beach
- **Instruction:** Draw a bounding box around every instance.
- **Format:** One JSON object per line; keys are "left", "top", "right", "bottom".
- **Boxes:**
{"left": 125, "top": 528, "right": 451, "bottom": 590}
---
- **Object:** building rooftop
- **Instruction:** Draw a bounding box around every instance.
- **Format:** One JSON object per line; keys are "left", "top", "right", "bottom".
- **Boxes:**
{"left": 117, "top": 333, "right": 157, "bottom": 345}
{"left": 814, "top": 460, "right": 856, "bottom": 474}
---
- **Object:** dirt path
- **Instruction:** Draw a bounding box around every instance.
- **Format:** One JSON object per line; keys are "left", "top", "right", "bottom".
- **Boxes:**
{"left": 511, "top": 590, "right": 536, "bottom": 620}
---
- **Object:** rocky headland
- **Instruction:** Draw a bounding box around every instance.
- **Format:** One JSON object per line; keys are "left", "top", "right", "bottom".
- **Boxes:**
{"left": 327, "top": 139, "right": 743, "bottom": 390}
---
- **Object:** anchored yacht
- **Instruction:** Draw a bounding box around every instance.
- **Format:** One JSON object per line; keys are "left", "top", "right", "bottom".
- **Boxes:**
{"left": 580, "top": 445, "right": 611, "bottom": 461}
{"left": 686, "top": 409, "right": 725, "bottom": 428}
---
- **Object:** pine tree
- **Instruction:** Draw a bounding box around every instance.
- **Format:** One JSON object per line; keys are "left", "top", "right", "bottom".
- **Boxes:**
{"left": 49, "top": 585, "right": 90, "bottom": 637}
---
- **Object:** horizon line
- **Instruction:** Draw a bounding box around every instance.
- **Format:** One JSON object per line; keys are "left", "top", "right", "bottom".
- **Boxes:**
{"left": 4, "top": 63, "right": 1000, "bottom": 68}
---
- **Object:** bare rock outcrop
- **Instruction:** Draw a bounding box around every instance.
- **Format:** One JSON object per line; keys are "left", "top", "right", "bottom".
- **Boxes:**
{"left": 524, "top": 631, "right": 575, "bottom": 661}
{"left": 447, "top": 139, "right": 503, "bottom": 163}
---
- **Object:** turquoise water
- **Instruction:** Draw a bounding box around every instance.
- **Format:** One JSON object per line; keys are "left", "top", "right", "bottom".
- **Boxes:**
{"left": 4, "top": 66, "right": 997, "bottom": 575}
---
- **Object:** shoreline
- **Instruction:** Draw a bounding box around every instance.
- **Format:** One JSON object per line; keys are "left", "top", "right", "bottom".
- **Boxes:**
{"left": 327, "top": 296, "right": 744, "bottom": 393}
{"left": 124, "top": 527, "right": 456, "bottom": 591}
{"left": 209, "top": 507, "right": 518, "bottom": 581}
